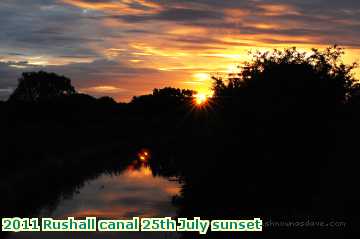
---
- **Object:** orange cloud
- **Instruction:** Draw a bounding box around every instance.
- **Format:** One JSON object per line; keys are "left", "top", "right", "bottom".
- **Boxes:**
{"left": 80, "top": 85, "right": 127, "bottom": 94}
{"left": 258, "top": 3, "right": 300, "bottom": 16}
{"left": 62, "top": 0, "right": 161, "bottom": 14}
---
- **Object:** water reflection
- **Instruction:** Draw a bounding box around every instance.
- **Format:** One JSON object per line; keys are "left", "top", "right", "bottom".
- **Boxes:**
{"left": 8, "top": 155, "right": 181, "bottom": 239}
{"left": 137, "top": 148, "right": 151, "bottom": 163}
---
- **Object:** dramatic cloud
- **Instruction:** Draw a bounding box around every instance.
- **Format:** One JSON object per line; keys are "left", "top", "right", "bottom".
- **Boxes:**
{"left": 0, "top": 0, "right": 359, "bottom": 101}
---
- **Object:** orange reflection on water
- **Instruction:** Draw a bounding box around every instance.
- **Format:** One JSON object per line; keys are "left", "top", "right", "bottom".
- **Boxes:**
{"left": 137, "top": 148, "right": 151, "bottom": 162}
{"left": 127, "top": 149, "right": 152, "bottom": 171}
{"left": 126, "top": 166, "right": 153, "bottom": 178}
{"left": 46, "top": 152, "right": 181, "bottom": 220}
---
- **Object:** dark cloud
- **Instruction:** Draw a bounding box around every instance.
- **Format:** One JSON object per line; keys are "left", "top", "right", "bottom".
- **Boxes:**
{"left": 111, "top": 7, "right": 223, "bottom": 23}
{"left": 2, "top": 0, "right": 360, "bottom": 49}
{"left": 156, "top": 8, "right": 223, "bottom": 21}
{"left": 0, "top": 0, "right": 103, "bottom": 58}
{"left": 88, "top": 0, "right": 360, "bottom": 46}
{"left": 2, "top": 0, "right": 359, "bottom": 49}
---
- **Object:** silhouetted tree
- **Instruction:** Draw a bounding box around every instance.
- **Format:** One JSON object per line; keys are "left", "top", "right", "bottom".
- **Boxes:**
{"left": 152, "top": 87, "right": 195, "bottom": 98}
{"left": 131, "top": 87, "right": 195, "bottom": 105}
{"left": 213, "top": 46, "right": 358, "bottom": 106}
{"left": 97, "top": 96, "right": 117, "bottom": 105}
{"left": 8, "top": 71, "right": 76, "bottom": 102}
{"left": 130, "top": 87, "right": 196, "bottom": 116}
{"left": 161, "top": 46, "right": 360, "bottom": 237}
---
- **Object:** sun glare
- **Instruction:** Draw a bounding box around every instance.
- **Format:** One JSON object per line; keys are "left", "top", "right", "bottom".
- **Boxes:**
{"left": 194, "top": 93, "right": 208, "bottom": 105}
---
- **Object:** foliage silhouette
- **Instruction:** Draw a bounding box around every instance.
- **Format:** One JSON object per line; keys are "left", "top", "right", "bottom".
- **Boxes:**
{"left": 152, "top": 46, "right": 360, "bottom": 238}
{"left": 8, "top": 71, "right": 76, "bottom": 102}
{"left": 132, "top": 87, "right": 195, "bottom": 104}
{"left": 213, "top": 46, "right": 358, "bottom": 104}
{"left": 131, "top": 87, "right": 196, "bottom": 115}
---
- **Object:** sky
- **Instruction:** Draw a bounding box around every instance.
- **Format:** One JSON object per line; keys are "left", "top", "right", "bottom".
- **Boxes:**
{"left": 1, "top": 0, "right": 360, "bottom": 101}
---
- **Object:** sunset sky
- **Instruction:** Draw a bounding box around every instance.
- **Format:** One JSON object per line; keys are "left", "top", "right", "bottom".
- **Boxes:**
{"left": 1, "top": 0, "right": 360, "bottom": 101}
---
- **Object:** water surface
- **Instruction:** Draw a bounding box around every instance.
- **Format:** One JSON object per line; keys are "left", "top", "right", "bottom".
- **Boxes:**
{"left": 8, "top": 162, "right": 181, "bottom": 239}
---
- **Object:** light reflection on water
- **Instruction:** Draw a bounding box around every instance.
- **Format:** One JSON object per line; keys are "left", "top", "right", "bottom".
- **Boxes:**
{"left": 9, "top": 163, "right": 181, "bottom": 239}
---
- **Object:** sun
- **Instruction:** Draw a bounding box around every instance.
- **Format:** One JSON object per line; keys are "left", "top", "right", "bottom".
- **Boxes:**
{"left": 194, "top": 93, "right": 208, "bottom": 105}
